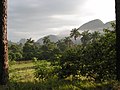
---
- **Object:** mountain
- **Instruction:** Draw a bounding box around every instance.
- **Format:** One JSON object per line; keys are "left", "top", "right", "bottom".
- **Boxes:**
{"left": 103, "top": 21, "right": 115, "bottom": 30}
{"left": 8, "top": 40, "right": 16, "bottom": 45}
{"left": 79, "top": 19, "right": 104, "bottom": 30}
{"left": 17, "top": 38, "right": 27, "bottom": 45}
{"left": 9, "top": 19, "right": 114, "bottom": 44}
{"left": 78, "top": 19, "right": 115, "bottom": 31}
{"left": 36, "top": 35, "right": 60, "bottom": 44}
{"left": 36, "top": 19, "right": 115, "bottom": 45}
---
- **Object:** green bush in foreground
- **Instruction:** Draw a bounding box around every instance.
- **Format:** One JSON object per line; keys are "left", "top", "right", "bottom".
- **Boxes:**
{"left": 34, "top": 60, "right": 61, "bottom": 80}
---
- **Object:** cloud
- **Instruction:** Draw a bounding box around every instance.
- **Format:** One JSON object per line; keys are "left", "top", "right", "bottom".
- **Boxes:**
{"left": 8, "top": 0, "right": 115, "bottom": 42}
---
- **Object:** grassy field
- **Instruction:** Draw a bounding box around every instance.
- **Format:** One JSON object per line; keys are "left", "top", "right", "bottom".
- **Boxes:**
{"left": 0, "top": 61, "right": 120, "bottom": 90}
{"left": 9, "top": 61, "right": 35, "bottom": 83}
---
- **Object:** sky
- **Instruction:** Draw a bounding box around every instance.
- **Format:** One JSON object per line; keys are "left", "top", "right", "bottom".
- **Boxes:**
{"left": 8, "top": 0, "right": 115, "bottom": 42}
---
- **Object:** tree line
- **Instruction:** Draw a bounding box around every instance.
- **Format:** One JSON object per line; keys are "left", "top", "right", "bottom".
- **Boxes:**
{"left": 8, "top": 27, "right": 107, "bottom": 61}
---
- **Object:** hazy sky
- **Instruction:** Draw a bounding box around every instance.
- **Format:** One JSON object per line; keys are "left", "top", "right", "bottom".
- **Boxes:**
{"left": 8, "top": 0, "right": 115, "bottom": 42}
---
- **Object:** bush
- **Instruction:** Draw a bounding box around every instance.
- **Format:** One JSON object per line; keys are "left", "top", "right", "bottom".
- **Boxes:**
{"left": 34, "top": 60, "right": 61, "bottom": 80}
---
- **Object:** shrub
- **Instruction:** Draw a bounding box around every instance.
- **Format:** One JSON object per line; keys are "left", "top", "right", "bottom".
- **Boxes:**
{"left": 34, "top": 60, "right": 61, "bottom": 80}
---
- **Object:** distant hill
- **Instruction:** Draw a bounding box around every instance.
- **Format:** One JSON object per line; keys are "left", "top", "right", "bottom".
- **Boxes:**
{"left": 103, "top": 21, "right": 115, "bottom": 30}
{"left": 78, "top": 19, "right": 115, "bottom": 32}
{"left": 8, "top": 40, "right": 16, "bottom": 45}
{"left": 79, "top": 19, "right": 104, "bottom": 30}
{"left": 17, "top": 38, "right": 27, "bottom": 45}
{"left": 35, "top": 19, "right": 115, "bottom": 45}
{"left": 36, "top": 35, "right": 60, "bottom": 44}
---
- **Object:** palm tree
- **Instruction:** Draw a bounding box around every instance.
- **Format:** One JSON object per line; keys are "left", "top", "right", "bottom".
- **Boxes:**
{"left": 115, "top": 0, "right": 120, "bottom": 81}
{"left": 42, "top": 36, "right": 51, "bottom": 45}
{"left": 91, "top": 31, "right": 100, "bottom": 42}
{"left": 81, "top": 30, "right": 91, "bottom": 45}
{"left": 0, "top": 0, "right": 9, "bottom": 85}
{"left": 56, "top": 39, "right": 66, "bottom": 51}
{"left": 26, "top": 38, "right": 34, "bottom": 44}
{"left": 70, "top": 28, "right": 80, "bottom": 44}
{"left": 64, "top": 37, "right": 73, "bottom": 47}
{"left": 56, "top": 39, "right": 63, "bottom": 47}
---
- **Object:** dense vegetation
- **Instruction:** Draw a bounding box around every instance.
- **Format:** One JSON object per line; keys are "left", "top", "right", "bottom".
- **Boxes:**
{"left": 6, "top": 23, "right": 118, "bottom": 89}
{"left": 5, "top": 61, "right": 118, "bottom": 90}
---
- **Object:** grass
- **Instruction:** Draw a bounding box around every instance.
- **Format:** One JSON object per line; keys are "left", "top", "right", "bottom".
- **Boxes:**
{"left": 9, "top": 61, "right": 35, "bottom": 83}
{"left": 0, "top": 60, "right": 119, "bottom": 90}
{"left": 10, "top": 61, "right": 34, "bottom": 70}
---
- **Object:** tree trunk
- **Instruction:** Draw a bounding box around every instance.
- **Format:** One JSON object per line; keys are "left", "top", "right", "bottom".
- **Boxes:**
{"left": 0, "top": 0, "right": 9, "bottom": 85}
{"left": 115, "top": 0, "right": 120, "bottom": 81}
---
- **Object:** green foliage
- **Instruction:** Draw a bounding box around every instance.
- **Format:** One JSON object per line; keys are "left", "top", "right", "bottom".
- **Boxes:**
{"left": 82, "top": 29, "right": 116, "bottom": 81}
{"left": 81, "top": 30, "right": 92, "bottom": 45}
{"left": 34, "top": 60, "right": 61, "bottom": 80}
{"left": 8, "top": 44, "right": 23, "bottom": 61}
{"left": 32, "top": 57, "right": 38, "bottom": 62}
{"left": 63, "top": 37, "right": 73, "bottom": 48}
{"left": 8, "top": 61, "right": 117, "bottom": 90}
{"left": 56, "top": 39, "right": 69, "bottom": 52}
{"left": 59, "top": 47, "right": 80, "bottom": 79}
{"left": 23, "top": 38, "right": 39, "bottom": 60}
{"left": 42, "top": 36, "right": 51, "bottom": 45}
{"left": 59, "top": 28, "right": 116, "bottom": 81}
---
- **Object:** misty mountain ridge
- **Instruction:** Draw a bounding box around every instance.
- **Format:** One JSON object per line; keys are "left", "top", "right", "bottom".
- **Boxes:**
{"left": 36, "top": 35, "right": 60, "bottom": 44}
{"left": 17, "top": 38, "right": 27, "bottom": 45}
{"left": 78, "top": 19, "right": 104, "bottom": 30}
{"left": 36, "top": 19, "right": 115, "bottom": 44}
{"left": 78, "top": 19, "right": 115, "bottom": 31}
{"left": 12, "top": 19, "right": 115, "bottom": 45}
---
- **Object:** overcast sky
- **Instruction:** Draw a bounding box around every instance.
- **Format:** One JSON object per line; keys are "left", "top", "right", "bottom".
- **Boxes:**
{"left": 8, "top": 0, "right": 115, "bottom": 42}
